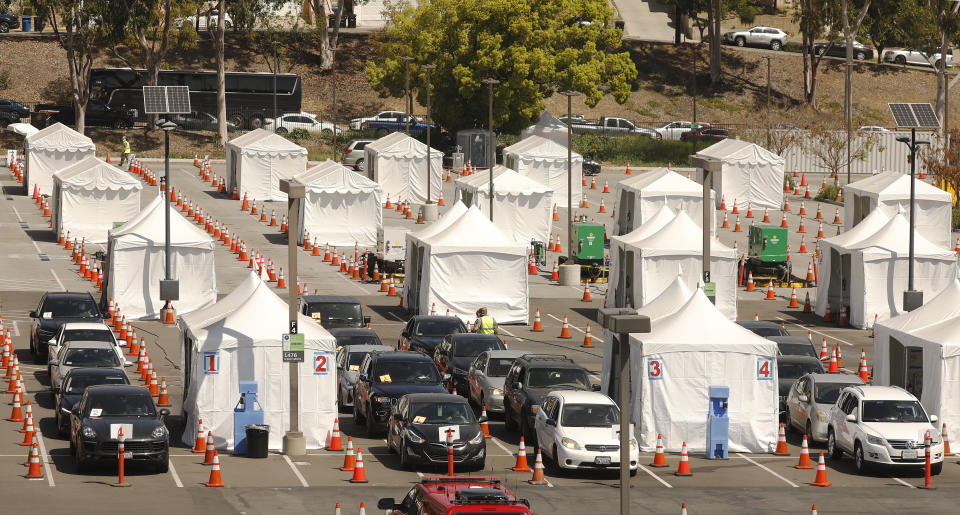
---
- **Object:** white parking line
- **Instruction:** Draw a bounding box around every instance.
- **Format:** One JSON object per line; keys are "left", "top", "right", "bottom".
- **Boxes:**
{"left": 283, "top": 454, "right": 310, "bottom": 487}
{"left": 35, "top": 432, "right": 54, "bottom": 487}
{"left": 168, "top": 458, "right": 184, "bottom": 487}
{"left": 775, "top": 318, "right": 856, "bottom": 347}
{"left": 890, "top": 475, "right": 915, "bottom": 488}
{"left": 490, "top": 437, "right": 514, "bottom": 456}
{"left": 736, "top": 452, "right": 798, "bottom": 487}
{"left": 546, "top": 314, "right": 585, "bottom": 334}
{"left": 10, "top": 205, "right": 23, "bottom": 222}
{"left": 49, "top": 270, "right": 64, "bottom": 292}
{"left": 388, "top": 312, "right": 405, "bottom": 323}
{"left": 637, "top": 464, "right": 672, "bottom": 488}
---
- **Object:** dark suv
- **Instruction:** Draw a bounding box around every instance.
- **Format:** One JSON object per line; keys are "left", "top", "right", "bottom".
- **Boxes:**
{"left": 299, "top": 295, "right": 370, "bottom": 329}
{"left": 0, "top": 98, "right": 29, "bottom": 127}
{"left": 503, "top": 354, "right": 598, "bottom": 444}
{"left": 29, "top": 292, "right": 104, "bottom": 363}
{"left": 433, "top": 333, "right": 506, "bottom": 395}
{"left": 353, "top": 351, "right": 447, "bottom": 436}
{"left": 399, "top": 315, "right": 467, "bottom": 355}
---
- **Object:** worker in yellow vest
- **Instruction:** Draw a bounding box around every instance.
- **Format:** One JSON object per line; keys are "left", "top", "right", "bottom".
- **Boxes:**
{"left": 473, "top": 307, "right": 498, "bottom": 335}
{"left": 120, "top": 135, "right": 131, "bottom": 167}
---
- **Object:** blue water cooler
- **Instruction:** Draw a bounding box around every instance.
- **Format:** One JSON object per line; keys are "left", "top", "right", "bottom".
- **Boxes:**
{"left": 706, "top": 385, "right": 729, "bottom": 459}
{"left": 233, "top": 381, "right": 263, "bottom": 455}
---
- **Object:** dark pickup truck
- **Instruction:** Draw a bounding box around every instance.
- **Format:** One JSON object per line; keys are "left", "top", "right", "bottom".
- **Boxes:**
{"left": 32, "top": 100, "right": 136, "bottom": 129}
{"left": 361, "top": 114, "right": 435, "bottom": 137}
{"left": 0, "top": 98, "right": 30, "bottom": 127}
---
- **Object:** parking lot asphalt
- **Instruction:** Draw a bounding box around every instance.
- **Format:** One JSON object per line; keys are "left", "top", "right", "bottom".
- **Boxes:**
{"left": 2, "top": 160, "right": 958, "bottom": 514}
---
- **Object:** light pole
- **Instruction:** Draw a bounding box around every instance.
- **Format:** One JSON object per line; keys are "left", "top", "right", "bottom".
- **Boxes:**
{"left": 482, "top": 78, "right": 499, "bottom": 221}
{"left": 692, "top": 45, "right": 698, "bottom": 155}
{"left": 271, "top": 41, "right": 279, "bottom": 123}
{"left": 560, "top": 91, "right": 580, "bottom": 260}
{"left": 401, "top": 56, "right": 415, "bottom": 134}
{"left": 896, "top": 131, "right": 930, "bottom": 311}
{"left": 764, "top": 55, "right": 771, "bottom": 148}
{"left": 159, "top": 119, "right": 178, "bottom": 322}
{"left": 423, "top": 64, "right": 436, "bottom": 204}
{"left": 279, "top": 178, "right": 306, "bottom": 455}
{"left": 331, "top": 45, "right": 338, "bottom": 162}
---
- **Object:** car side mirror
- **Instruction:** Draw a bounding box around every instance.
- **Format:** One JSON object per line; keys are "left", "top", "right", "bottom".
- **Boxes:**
{"left": 28, "top": 311, "right": 37, "bottom": 318}
{"left": 443, "top": 373, "right": 452, "bottom": 382}
{"left": 401, "top": 331, "right": 409, "bottom": 338}
{"left": 49, "top": 359, "right": 59, "bottom": 366}
{"left": 363, "top": 316, "right": 372, "bottom": 325}
{"left": 51, "top": 387, "right": 60, "bottom": 394}
{"left": 123, "top": 360, "right": 134, "bottom": 367}
{"left": 930, "top": 414, "right": 938, "bottom": 423}
{"left": 845, "top": 413, "right": 856, "bottom": 422}
{"left": 48, "top": 338, "right": 57, "bottom": 345}
{"left": 358, "top": 373, "right": 368, "bottom": 382}
{"left": 546, "top": 418, "right": 557, "bottom": 427}
{"left": 591, "top": 384, "right": 601, "bottom": 392}
{"left": 798, "top": 395, "right": 808, "bottom": 403}
{"left": 377, "top": 499, "right": 397, "bottom": 510}
{"left": 516, "top": 382, "right": 522, "bottom": 390}
{"left": 159, "top": 408, "right": 170, "bottom": 417}
{"left": 71, "top": 406, "right": 80, "bottom": 416}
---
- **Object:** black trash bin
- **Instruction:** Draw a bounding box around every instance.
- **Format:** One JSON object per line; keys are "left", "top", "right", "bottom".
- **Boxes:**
{"left": 244, "top": 424, "right": 269, "bottom": 458}
{"left": 348, "top": 14, "right": 356, "bottom": 28}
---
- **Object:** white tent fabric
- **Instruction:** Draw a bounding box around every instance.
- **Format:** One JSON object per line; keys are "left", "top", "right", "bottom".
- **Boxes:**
{"left": 363, "top": 132, "right": 442, "bottom": 204}
{"left": 602, "top": 288, "right": 779, "bottom": 453}
{"left": 503, "top": 135, "right": 582, "bottom": 208}
{"left": 454, "top": 166, "right": 554, "bottom": 244}
{"left": 225, "top": 129, "right": 308, "bottom": 201}
{"left": 402, "top": 201, "right": 469, "bottom": 291}
{"left": 294, "top": 159, "right": 383, "bottom": 247}
{"left": 816, "top": 211, "right": 958, "bottom": 328}
{"left": 7, "top": 123, "right": 39, "bottom": 137}
{"left": 613, "top": 167, "right": 714, "bottom": 235}
{"left": 405, "top": 206, "right": 529, "bottom": 323}
{"left": 51, "top": 156, "right": 142, "bottom": 244}
{"left": 844, "top": 171, "right": 953, "bottom": 248}
{"left": 179, "top": 271, "right": 337, "bottom": 451}
{"left": 107, "top": 196, "right": 217, "bottom": 320}
{"left": 24, "top": 123, "right": 96, "bottom": 197}
{"left": 607, "top": 210, "right": 738, "bottom": 319}
{"left": 520, "top": 112, "right": 569, "bottom": 146}
{"left": 873, "top": 279, "right": 960, "bottom": 433}
{"left": 693, "top": 139, "right": 784, "bottom": 210}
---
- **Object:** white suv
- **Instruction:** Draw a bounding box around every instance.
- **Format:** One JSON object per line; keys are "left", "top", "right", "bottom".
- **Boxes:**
{"left": 827, "top": 385, "right": 943, "bottom": 475}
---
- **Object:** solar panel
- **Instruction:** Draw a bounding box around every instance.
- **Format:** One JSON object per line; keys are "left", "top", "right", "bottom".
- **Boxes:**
{"left": 165, "top": 86, "right": 191, "bottom": 114}
{"left": 910, "top": 103, "right": 940, "bottom": 128}
{"left": 142, "top": 86, "right": 192, "bottom": 114}
{"left": 888, "top": 103, "right": 940, "bottom": 129}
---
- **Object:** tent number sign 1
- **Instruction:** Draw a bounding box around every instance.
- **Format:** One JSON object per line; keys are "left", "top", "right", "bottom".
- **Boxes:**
{"left": 283, "top": 333, "right": 305, "bottom": 362}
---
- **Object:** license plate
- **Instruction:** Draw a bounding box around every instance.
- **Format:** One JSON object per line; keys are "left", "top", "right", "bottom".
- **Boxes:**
{"left": 123, "top": 452, "right": 133, "bottom": 459}
{"left": 901, "top": 450, "right": 917, "bottom": 460}
{"left": 594, "top": 456, "right": 612, "bottom": 465}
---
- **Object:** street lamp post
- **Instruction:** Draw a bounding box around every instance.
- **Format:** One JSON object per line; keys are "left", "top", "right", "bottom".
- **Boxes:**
{"left": 331, "top": 45, "right": 338, "bottom": 162}
{"left": 272, "top": 41, "right": 279, "bottom": 123}
{"left": 896, "top": 130, "right": 930, "bottom": 311}
{"left": 764, "top": 55, "right": 771, "bottom": 148}
{"left": 279, "top": 178, "right": 306, "bottom": 455}
{"left": 560, "top": 91, "right": 580, "bottom": 260}
{"left": 159, "top": 119, "right": 178, "bottom": 322}
{"left": 423, "top": 64, "right": 436, "bottom": 205}
{"left": 692, "top": 45, "right": 698, "bottom": 155}
{"left": 482, "top": 78, "right": 499, "bottom": 222}
{"left": 401, "top": 56, "right": 415, "bottom": 134}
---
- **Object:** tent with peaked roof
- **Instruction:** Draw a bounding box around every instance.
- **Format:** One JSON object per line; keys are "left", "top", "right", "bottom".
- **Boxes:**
{"left": 363, "top": 131, "right": 442, "bottom": 204}
{"left": 106, "top": 195, "right": 217, "bottom": 320}
{"left": 607, "top": 209, "right": 738, "bottom": 320}
{"left": 502, "top": 135, "right": 582, "bottom": 208}
{"left": 51, "top": 156, "right": 142, "bottom": 243}
{"left": 293, "top": 159, "right": 382, "bottom": 247}
{"left": 692, "top": 139, "right": 784, "bottom": 210}
{"left": 179, "top": 271, "right": 337, "bottom": 451}
{"left": 844, "top": 171, "right": 952, "bottom": 248}
{"left": 873, "top": 279, "right": 960, "bottom": 433}
{"left": 520, "top": 112, "right": 569, "bottom": 146}
{"left": 24, "top": 122, "right": 96, "bottom": 197}
{"left": 601, "top": 287, "right": 779, "bottom": 453}
{"left": 816, "top": 210, "right": 957, "bottom": 329}
{"left": 404, "top": 205, "right": 529, "bottom": 323}
{"left": 613, "top": 167, "right": 714, "bottom": 236}
{"left": 454, "top": 166, "right": 554, "bottom": 244}
{"left": 225, "top": 129, "right": 308, "bottom": 201}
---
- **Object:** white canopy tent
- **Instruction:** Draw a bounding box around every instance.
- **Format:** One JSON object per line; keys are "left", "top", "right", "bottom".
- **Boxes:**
{"left": 106, "top": 196, "right": 217, "bottom": 320}
{"left": 873, "top": 279, "right": 960, "bottom": 434}
{"left": 179, "top": 271, "right": 337, "bottom": 451}
{"left": 51, "top": 156, "right": 142, "bottom": 244}
{"left": 607, "top": 210, "right": 738, "bottom": 319}
{"left": 844, "top": 171, "right": 953, "bottom": 249}
{"left": 503, "top": 135, "right": 582, "bottom": 208}
{"left": 454, "top": 166, "right": 554, "bottom": 244}
{"left": 7, "top": 122, "right": 39, "bottom": 137}
{"left": 520, "top": 112, "right": 569, "bottom": 146}
{"left": 602, "top": 287, "right": 779, "bottom": 453}
{"left": 613, "top": 167, "right": 714, "bottom": 236}
{"left": 294, "top": 159, "right": 383, "bottom": 247}
{"left": 405, "top": 205, "right": 529, "bottom": 324}
{"left": 363, "top": 132, "right": 442, "bottom": 205}
{"left": 693, "top": 139, "right": 784, "bottom": 210}
{"left": 815, "top": 210, "right": 958, "bottom": 328}
{"left": 225, "top": 129, "right": 308, "bottom": 201}
{"left": 24, "top": 123, "right": 96, "bottom": 197}
{"left": 402, "top": 201, "right": 468, "bottom": 282}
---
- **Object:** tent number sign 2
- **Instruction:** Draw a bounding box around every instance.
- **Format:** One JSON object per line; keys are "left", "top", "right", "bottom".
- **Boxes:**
{"left": 283, "top": 333, "right": 305, "bottom": 362}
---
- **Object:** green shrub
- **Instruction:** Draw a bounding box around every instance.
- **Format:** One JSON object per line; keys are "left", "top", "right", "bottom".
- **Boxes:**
{"left": 288, "top": 128, "right": 311, "bottom": 141}
{"left": 738, "top": 5, "right": 759, "bottom": 24}
{"left": 571, "top": 134, "right": 698, "bottom": 166}
{"left": 815, "top": 184, "right": 841, "bottom": 202}
{"left": 0, "top": 68, "right": 9, "bottom": 92}
{"left": 953, "top": 206, "right": 960, "bottom": 230}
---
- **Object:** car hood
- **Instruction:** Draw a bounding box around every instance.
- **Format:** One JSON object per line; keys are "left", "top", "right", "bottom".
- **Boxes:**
{"left": 372, "top": 383, "right": 447, "bottom": 398}
{"left": 38, "top": 316, "right": 101, "bottom": 331}
{"left": 412, "top": 422, "right": 482, "bottom": 444}
{"left": 561, "top": 423, "right": 636, "bottom": 445}
{"left": 451, "top": 357, "right": 475, "bottom": 372}
{"left": 83, "top": 416, "right": 166, "bottom": 439}
{"left": 860, "top": 422, "right": 937, "bottom": 442}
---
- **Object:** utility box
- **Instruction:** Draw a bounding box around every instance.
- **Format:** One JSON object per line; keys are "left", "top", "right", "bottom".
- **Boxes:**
{"left": 569, "top": 222, "right": 605, "bottom": 263}
{"left": 747, "top": 225, "right": 788, "bottom": 263}
{"left": 233, "top": 381, "right": 264, "bottom": 455}
{"left": 456, "top": 129, "right": 492, "bottom": 169}
{"left": 706, "top": 385, "right": 729, "bottom": 459}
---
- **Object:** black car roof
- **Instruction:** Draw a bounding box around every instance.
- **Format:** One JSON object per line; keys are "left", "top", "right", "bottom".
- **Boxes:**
{"left": 737, "top": 321, "right": 783, "bottom": 329}
{"left": 411, "top": 315, "right": 464, "bottom": 322}
{"left": 516, "top": 354, "right": 581, "bottom": 369}
{"left": 43, "top": 292, "right": 96, "bottom": 300}
{"left": 371, "top": 351, "right": 434, "bottom": 362}
{"left": 84, "top": 385, "right": 151, "bottom": 396}
{"left": 405, "top": 393, "right": 468, "bottom": 404}
{"left": 777, "top": 355, "right": 823, "bottom": 365}
{"left": 301, "top": 295, "right": 361, "bottom": 304}
{"left": 449, "top": 333, "right": 500, "bottom": 341}
{"left": 64, "top": 368, "right": 128, "bottom": 378}
{"left": 329, "top": 328, "right": 378, "bottom": 336}
{"left": 768, "top": 336, "right": 811, "bottom": 344}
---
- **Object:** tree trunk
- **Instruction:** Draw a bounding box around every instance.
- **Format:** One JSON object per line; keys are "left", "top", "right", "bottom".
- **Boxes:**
{"left": 215, "top": 0, "right": 227, "bottom": 146}
{"left": 142, "top": 0, "right": 172, "bottom": 131}
{"left": 708, "top": 0, "right": 721, "bottom": 88}
{"left": 331, "top": 1, "right": 346, "bottom": 50}
{"left": 937, "top": 30, "right": 948, "bottom": 127}
{"left": 311, "top": 1, "right": 334, "bottom": 70}
{"left": 674, "top": 6, "right": 682, "bottom": 45}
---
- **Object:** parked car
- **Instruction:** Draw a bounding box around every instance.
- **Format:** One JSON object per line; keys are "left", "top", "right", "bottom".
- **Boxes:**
{"left": 768, "top": 336, "right": 818, "bottom": 359}
{"left": 53, "top": 368, "right": 130, "bottom": 436}
{"left": 335, "top": 344, "right": 392, "bottom": 410}
{"left": 387, "top": 393, "right": 486, "bottom": 470}
{"left": 341, "top": 139, "right": 373, "bottom": 172}
{"left": 33, "top": 100, "right": 136, "bottom": 129}
{"left": 167, "top": 111, "right": 238, "bottom": 132}
{"left": 558, "top": 113, "right": 589, "bottom": 125}
{"left": 654, "top": 121, "right": 711, "bottom": 141}
{"left": 776, "top": 356, "right": 825, "bottom": 422}
{"left": 46, "top": 322, "right": 123, "bottom": 375}
{"left": 30, "top": 292, "right": 104, "bottom": 363}
{"left": 813, "top": 40, "right": 876, "bottom": 61}
{"left": 264, "top": 112, "right": 343, "bottom": 136}
{"left": 378, "top": 476, "right": 534, "bottom": 515}
{"left": 582, "top": 157, "right": 602, "bottom": 176}
{"left": 49, "top": 341, "right": 133, "bottom": 391}
{"left": 350, "top": 111, "right": 420, "bottom": 131}
{"left": 173, "top": 10, "right": 233, "bottom": 31}
{"left": 786, "top": 373, "right": 864, "bottom": 442}
{"left": 299, "top": 295, "right": 370, "bottom": 329}
{"left": 884, "top": 47, "right": 953, "bottom": 68}
{"left": 736, "top": 320, "right": 789, "bottom": 338}
{"left": 680, "top": 126, "right": 730, "bottom": 142}
{"left": 723, "top": 26, "right": 789, "bottom": 50}
{"left": 569, "top": 116, "right": 659, "bottom": 138}
{"left": 467, "top": 350, "right": 526, "bottom": 414}
{"left": 70, "top": 385, "right": 170, "bottom": 473}
{"left": 535, "top": 390, "right": 638, "bottom": 474}
{"left": 859, "top": 126, "right": 890, "bottom": 132}
{"left": 0, "top": 11, "right": 20, "bottom": 33}
{"left": 398, "top": 315, "right": 468, "bottom": 355}
{"left": 827, "top": 385, "right": 944, "bottom": 474}
{"left": 0, "top": 98, "right": 30, "bottom": 127}
{"left": 433, "top": 333, "right": 506, "bottom": 395}
{"left": 360, "top": 113, "right": 433, "bottom": 136}
{"left": 329, "top": 327, "right": 382, "bottom": 349}
{"left": 352, "top": 351, "right": 448, "bottom": 435}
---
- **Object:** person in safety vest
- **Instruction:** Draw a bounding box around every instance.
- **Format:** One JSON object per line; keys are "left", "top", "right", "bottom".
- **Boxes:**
{"left": 473, "top": 307, "right": 498, "bottom": 335}
{"left": 120, "top": 135, "right": 131, "bottom": 167}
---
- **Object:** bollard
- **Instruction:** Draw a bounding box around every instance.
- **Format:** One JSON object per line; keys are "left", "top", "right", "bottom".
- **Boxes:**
{"left": 114, "top": 427, "right": 131, "bottom": 487}
{"left": 447, "top": 427, "right": 455, "bottom": 477}
{"left": 920, "top": 430, "right": 934, "bottom": 489}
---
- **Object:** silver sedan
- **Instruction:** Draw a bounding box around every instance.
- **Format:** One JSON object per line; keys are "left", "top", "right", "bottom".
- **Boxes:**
{"left": 785, "top": 373, "right": 864, "bottom": 443}
{"left": 335, "top": 344, "right": 393, "bottom": 411}
{"left": 467, "top": 350, "right": 526, "bottom": 414}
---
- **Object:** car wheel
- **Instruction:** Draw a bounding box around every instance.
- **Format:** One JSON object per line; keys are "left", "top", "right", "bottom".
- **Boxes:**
{"left": 735, "top": 37, "right": 745, "bottom": 47}
{"left": 34, "top": 345, "right": 45, "bottom": 364}
{"left": 815, "top": 47, "right": 824, "bottom": 56}
{"left": 56, "top": 410, "right": 67, "bottom": 438}
{"left": 806, "top": 421, "right": 814, "bottom": 442}
{"left": 0, "top": 22, "right": 10, "bottom": 33}
{"left": 932, "top": 462, "right": 943, "bottom": 475}
{"left": 827, "top": 429, "right": 842, "bottom": 460}
{"left": 399, "top": 440, "right": 411, "bottom": 469}
{"left": 156, "top": 452, "right": 169, "bottom": 473}
{"left": 521, "top": 416, "right": 537, "bottom": 448}
{"left": 248, "top": 117, "right": 264, "bottom": 130}
{"left": 353, "top": 399, "right": 366, "bottom": 427}
{"left": 895, "top": 55, "right": 906, "bottom": 65}
{"left": 69, "top": 438, "right": 76, "bottom": 456}
{"left": 630, "top": 467, "right": 638, "bottom": 477}
{"left": 770, "top": 40, "right": 782, "bottom": 51}
{"left": 228, "top": 113, "right": 245, "bottom": 130}
{"left": 355, "top": 158, "right": 365, "bottom": 173}
{"left": 75, "top": 447, "right": 89, "bottom": 474}
{"left": 365, "top": 407, "right": 378, "bottom": 437}
{"left": 856, "top": 51, "right": 865, "bottom": 60}
{"left": 276, "top": 127, "right": 288, "bottom": 135}
{"left": 549, "top": 444, "right": 562, "bottom": 473}
{"left": 854, "top": 442, "right": 871, "bottom": 474}
{"left": 504, "top": 404, "right": 517, "bottom": 432}
{"left": 337, "top": 387, "right": 347, "bottom": 413}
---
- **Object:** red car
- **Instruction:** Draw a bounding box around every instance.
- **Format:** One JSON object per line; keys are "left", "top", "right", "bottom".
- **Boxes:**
{"left": 379, "top": 476, "right": 534, "bottom": 515}
{"left": 680, "top": 126, "right": 730, "bottom": 142}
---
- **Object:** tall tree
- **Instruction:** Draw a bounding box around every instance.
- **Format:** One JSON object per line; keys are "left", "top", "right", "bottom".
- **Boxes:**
{"left": 861, "top": 0, "right": 905, "bottom": 65}
{"left": 841, "top": 0, "right": 871, "bottom": 182}
{"left": 215, "top": 0, "right": 227, "bottom": 146}
{"left": 794, "top": 0, "right": 832, "bottom": 107}
{"left": 894, "top": 0, "right": 960, "bottom": 127}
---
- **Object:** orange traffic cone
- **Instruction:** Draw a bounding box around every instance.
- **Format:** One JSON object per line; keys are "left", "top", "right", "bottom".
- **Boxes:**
{"left": 551, "top": 261, "right": 559, "bottom": 281}
{"left": 733, "top": 216, "right": 742, "bottom": 232}
{"left": 721, "top": 212, "right": 729, "bottom": 229}
{"left": 203, "top": 431, "right": 216, "bottom": 465}
{"left": 795, "top": 434, "right": 814, "bottom": 469}
{"left": 943, "top": 424, "right": 954, "bottom": 456}
{"left": 765, "top": 281, "right": 776, "bottom": 301}
{"left": 803, "top": 292, "right": 813, "bottom": 313}
{"left": 480, "top": 406, "right": 491, "bottom": 438}
{"left": 625, "top": 162, "right": 631, "bottom": 175}
{"left": 157, "top": 377, "right": 171, "bottom": 406}
{"left": 558, "top": 315, "right": 571, "bottom": 338}
{"left": 809, "top": 451, "right": 832, "bottom": 487}
{"left": 787, "top": 288, "right": 799, "bottom": 308}
{"left": 598, "top": 198, "right": 606, "bottom": 213}
{"left": 762, "top": 207, "right": 770, "bottom": 222}
{"left": 192, "top": 419, "right": 207, "bottom": 453}
{"left": 25, "top": 442, "right": 42, "bottom": 479}
{"left": 512, "top": 437, "right": 532, "bottom": 471}
{"left": 528, "top": 449, "right": 548, "bottom": 485}
{"left": 532, "top": 309, "right": 543, "bottom": 332}
{"left": 205, "top": 451, "right": 225, "bottom": 487}
{"left": 277, "top": 268, "right": 287, "bottom": 289}
{"left": 745, "top": 271, "right": 755, "bottom": 291}
{"left": 798, "top": 219, "right": 806, "bottom": 233}
{"left": 552, "top": 204, "right": 559, "bottom": 221}
{"left": 603, "top": 179, "right": 610, "bottom": 193}
{"left": 833, "top": 208, "right": 841, "bottom": 224}
{"left": 823, "top": 300, "right": 833, "bottom": 323}
{"left": 774, "top": 423, "right": 790, "bottom": 455}
{"left": 828, "top": 347, "right": 839, "bottom": 373}
{"left": 349, "top": 448, "right": 369, "bottom": 482}
{"left": 837, "top": 303, "right": 848, "bottom": 327}
{"left": 581, "top": 285, "right": 592, "bottom": 302}
{"left": 780, "top": 212, "right": 788, "bottom": 228}
{"left": 650, "top": 434, "right": 668, "bottom": 467}
{"left": 20, "top": 413, "right": 35, "bottom": 446}
{"left": 340, "top": 437, "right": 356, "bottom": 470}
{"left": 582, "top": 323, "right": 594, "bottom": 347}
{"left": 799, "top": 200, "right": 807, "bottom": 216}
{"left": 746, "top": 201, "right": 754, "bottom": 218}
{"left": 6, "top": 393, "right": 23, "bottom": 421}
{"left": 858, "top": 349, "right": 869, "bottom": 382}
{"left": 732, "top": 199, "right": 739, "bottom": 214}
{"left": 327, "top": 418, "right": 343, "bottom": 451}
{"left": 674, "top": 441, "right": 693, "bottom": 476}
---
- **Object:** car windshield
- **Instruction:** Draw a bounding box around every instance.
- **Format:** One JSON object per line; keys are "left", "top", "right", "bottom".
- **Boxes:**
{"left": 749, "top": 327, "right": 786, "bottom": 337}
{"left": 85, "top": 393, "right": 157, "bottom": 417}
{"left": 374, "top": 361, "right": 440, "bottom": 384}
{"left": 814, "top": 383, "right": 849, "bottom": 404}
{"left": 561, "top": 403, "right": 620, "bottom": 427}
{"left": 778, "top": 363, "right": 822, "bottom": 380}
{"left": 454, "top": 338, "right": 502, "bottom": 357}
{"left": 63, "top": 329, "right": 114, "bottom": 344}
{"left": 778, "top": 343, "right": 815, "bottom": 357}
{"left": 416, "top": 319, "right": 463, "bottom": 336}
{"left": 409, "top": 402, "right": 474, "bottom": 425}
{"left": 861, "top": 400, "right": 928, "bottom": 423}
{"left": 336, "top": 334, "right": 381, "bottom": 347}
{"left": 64, "top": 374, "right": 129, "bottom": 394}
{"left": 526, "top": 368, "right": 590, "bottom": 389}
{"left": 41, "top": 297, "right": 99, "bottom": 318}
{"left": 308, "top": 303, "right": 361, "bottom": 322}
{"left": 347, "top": 352, "right": 369, "bottom": 368}
{"left": 63, "top": 348, "right": 120, "bottom": 368}
{"left": 486, "top": 358, "right": 516, "bottom": 377}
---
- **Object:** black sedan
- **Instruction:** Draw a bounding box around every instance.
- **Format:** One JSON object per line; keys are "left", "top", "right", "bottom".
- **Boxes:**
{"left": 353, "top": 351, "right": 448, "bottom": 435}
{"left": 70, "top": 385, "right": 170, "bottom": 473}
{"left": 813, "top": 40, "right": 875, "bottom": 61}
{"left": 30, "top": 292, "right": 104, "bottom": 363}
{"left": 680, "top": 127, "right": 730, "bottom": 142}
{"left": 167, "top": 111, "right": 238, "bottom": 132}
{"left": 0, "top": 11, "right": 19, "bottom": 33}
{"left": 329, "top": 327, "right": 383, "bottom": 348}
{"left": 54, "top": 368, "right": 130, "bottom": 436}
{"left": 736, "top": 320, "right": 789, "bottom": 338}
{"left": 583, "top": 158, "right": 601, "bottom": 176}
{"left": 399, "top": 315, "right": 467, "bottom": 355}
{"left": 387, "top": 393, "right": 486, "bottom": 470}
{"left": 433, "top": 334, "right": 506, "bottom": 395}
